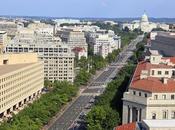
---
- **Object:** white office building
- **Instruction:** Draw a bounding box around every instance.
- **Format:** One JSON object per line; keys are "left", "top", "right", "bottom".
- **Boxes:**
{"left": 88, "top": 31, "right": 121, "bottom": 58}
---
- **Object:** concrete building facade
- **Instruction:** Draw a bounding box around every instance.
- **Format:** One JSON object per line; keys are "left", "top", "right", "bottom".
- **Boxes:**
{"left": 57, "top": 28, "right": 88, "bottom": 59}
{"left": 0, "top": 21, "right": 18, "bottom": 37}
{"left": 0, "top": 53, "right": 44, "bottom": 119}
{"left": 6, "top": 27, "right": 75, "bottom": 83}
{"left": 122, "top": 51, "right": 175, "bottom": 124}
{"left": 87, "top": 31, "right": 121, "bottom": 58}
{"left": 0, "top": 31, "right": 8, "bottom": 53}
{"left": 6, "top": 42, "right": 75, "bottom": 82}
{"left": 150, "top": 31, "right": 175, "bottom": 57}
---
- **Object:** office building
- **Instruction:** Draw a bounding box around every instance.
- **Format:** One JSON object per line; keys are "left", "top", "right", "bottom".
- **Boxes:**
{"left": 0, "top": 53, "right": 44, "bottom": 119}
{"left": 149, "top": 31, "right": 175, "bottom": 57}
{"left": 122, "top": 50, "right": 175, "bottom": 124}
{"left": 57, "top": 28, "right": 88, "bottom": 59}
{"left": 6, "top": 42, "right": 75, "bottom": 82}
{"left": 0, "top": 21, "right": 18, "bottom": 37}
{"left": 87, "top": 31, "right": 121, "bottom": 58}
{"left": 6, "top": 27, "right": 75, "bottom": 83}
{"left": 0, "top": 31, "right": 8, "bottom": 53}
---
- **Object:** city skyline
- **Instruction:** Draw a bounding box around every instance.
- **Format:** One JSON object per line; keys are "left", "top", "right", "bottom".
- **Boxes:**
{"left": 0, "top": 0, "right": 175, "bottom": 18}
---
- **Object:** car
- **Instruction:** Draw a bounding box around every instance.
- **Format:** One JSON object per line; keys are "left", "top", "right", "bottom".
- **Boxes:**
{"left": 89, "top": 98, "right": 95, "bottom": 103}
{"left": 84, "top": 104, "right": 91, "bottom": 109}
{"left": 104, "top": 68, "right": 109, "bottom": 71}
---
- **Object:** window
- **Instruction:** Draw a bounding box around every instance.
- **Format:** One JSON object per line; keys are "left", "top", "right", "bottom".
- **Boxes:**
{"left": 171, "top": 111, "right": 175, "bottom": 119}
{"left": 163, "top": 111, "right": 168, "bottom": 119}
{"left": 153, "top": 57, "right": 155, "bottom": 61}
{"left": 139, "top": 92, "right": 141, "bottom": 96}
{"left": 171, "top": 95, "right": 175, "bottom": 100}
{"left": 162, "top": 95, "right": 166, "bottom": 100}
{"left": 145, "top": 93, "right": 147, "bottom": 98}
{"left": 152, "top": 113, "right": 156, "bottom": 119}
{"left": 154, "top": 95, "right": 158, "bottom": 100}
{"left": 133, "top": 91, "right": 136, "bottom": 95}
{"left": 152, "top": 70, "right": 155, "bottom": 75}
{"left": 158, "top": 71, "right": 162, "bottom": 75}
{"left": 3, "top": 60, "right": 8, "bottom": 65}
{"left": 165, "top": 71, "right": 169, "bottom": 75}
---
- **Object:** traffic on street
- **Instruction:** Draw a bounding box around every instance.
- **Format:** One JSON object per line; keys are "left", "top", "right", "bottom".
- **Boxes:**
{"left": 47, "top": 35, "right": 144, "bottom": 130}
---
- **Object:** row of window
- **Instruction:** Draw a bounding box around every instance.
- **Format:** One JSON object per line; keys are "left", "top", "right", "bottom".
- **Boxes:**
{"left": 132, "top": 90, "right": 175, "bottom": 100}
{"left": 0, "top": 66, "right": 42, "bottom": 89}
{"left": 0, "top": 64, "right": 41, "bottom": 84}
{"left": 133, "top": 91, "right": 148, "bottom": 97}
{"left": 44, "top": 71, "right": 73, "bottom": 73}
{"left": 152, "top": 111, "right": 175, "bottom": 119}
{"left": 0, "top": 79, "right": 43, "bottom": 109}
{"left": 7, "top": 47, "right": 68, "bottom": 53}
{"left": 154, "top": 94, "right": 175, "bottom": 100}
{"left": 152, "top": 70, "right": 169, "bottom": 75}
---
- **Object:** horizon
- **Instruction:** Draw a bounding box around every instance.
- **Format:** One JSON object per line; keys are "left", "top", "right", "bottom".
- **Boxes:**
{"left": 1, "top": 14, "right": 175, "bottom": 19}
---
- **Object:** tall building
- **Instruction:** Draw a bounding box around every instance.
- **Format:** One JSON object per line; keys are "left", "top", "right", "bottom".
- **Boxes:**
{"left": 0, "top": 53, "right": 44, "bottom": 119}
{"left": 87, "top": 31, "right": 121, "bottom": 58}
{"left": 6, "top": 27, "right": 75, "bottom": 83}
{"left": 6, "top": 42, "right": 75, "bottom": 83}
{"left": 122, "top": 50, "right": 175, "bottom": 124}
{"left": 0, "top": 31, "right": 7, "bottom": 53}
{"left": 0, "top": 21, "right": 18, "bottom": 37}
{"left": 57, "top": 28, "right": 88, "bottom": 59}
{"left": 150, "top": 31, "right": 175, "bottom": 57}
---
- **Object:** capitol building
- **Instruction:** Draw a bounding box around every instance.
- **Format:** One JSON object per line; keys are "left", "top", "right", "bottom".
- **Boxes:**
{"left": 122, "top": 12, "right": 169, "bottom": 33}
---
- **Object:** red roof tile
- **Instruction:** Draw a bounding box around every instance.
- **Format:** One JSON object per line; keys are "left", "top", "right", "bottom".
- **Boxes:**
{"left": 72, "top": 47, "right": 85, "bottom": 52}
{"left": 130, "top": 61, "right": 175, "bottom": 93}
{"left": 169, "top": 57, "right": 175, "bottom": 64}
{"left": 115, "top": 122, "right": 136, "bottom": 130}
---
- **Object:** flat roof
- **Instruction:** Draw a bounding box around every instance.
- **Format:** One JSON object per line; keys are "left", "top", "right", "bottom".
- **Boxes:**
{"left": 0, "top": 31, "right": 6, "bottom": 34}
{"left": 143, "top": 120, "right": 175, "bottom": 128}
{"left": 0, "top": 63, "right": 34, "bottom": 76}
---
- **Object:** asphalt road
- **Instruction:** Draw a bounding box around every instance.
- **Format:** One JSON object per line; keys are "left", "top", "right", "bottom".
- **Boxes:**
{"left": 49, "top": 96, "right": 92, "bottom": 130}
{"left": 47, "top": 35, "right": 144, "bottom": 130}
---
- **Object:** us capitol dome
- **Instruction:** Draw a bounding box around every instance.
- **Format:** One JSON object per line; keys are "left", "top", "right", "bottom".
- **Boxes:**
{"left": 141, "top": 12, "right": 149, "bottom": 23}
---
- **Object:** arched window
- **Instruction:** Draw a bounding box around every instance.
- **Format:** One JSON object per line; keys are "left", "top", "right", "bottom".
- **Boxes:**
{"left": 163, "top": 111, "right": 168, "bottom": 119}
{"left": 152, "top": 113, "right": 156, "bottom": 119}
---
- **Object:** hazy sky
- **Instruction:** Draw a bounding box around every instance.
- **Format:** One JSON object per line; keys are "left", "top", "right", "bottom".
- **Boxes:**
{"left": 0, "top": 0, "right": 174, "bottom": 18}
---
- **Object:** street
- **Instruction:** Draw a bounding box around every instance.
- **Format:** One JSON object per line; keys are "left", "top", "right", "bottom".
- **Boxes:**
{"left": 47, "top": 35, "right": 144, "bottom": 130}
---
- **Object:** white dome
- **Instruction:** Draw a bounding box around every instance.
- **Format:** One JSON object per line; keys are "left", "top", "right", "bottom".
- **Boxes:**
{"left": 141, "top": 13, "right": 149, "bottom": 23}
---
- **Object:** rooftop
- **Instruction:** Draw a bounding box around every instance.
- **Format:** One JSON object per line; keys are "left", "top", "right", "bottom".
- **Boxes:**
{"left": 115, "top": 122, "right": 136, "bottom": 130}
{"left": 143, "top": 120, "right": 175, "bottom": 128}
{"left": 130, "top": 60, "right": 175, "bottom": 93}
{"left": 0, "top": 63, "right": 34, "bottom": 76}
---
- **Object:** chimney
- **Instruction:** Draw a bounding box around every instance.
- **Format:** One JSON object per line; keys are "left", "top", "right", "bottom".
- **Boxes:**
{"left": 140, "top": 70, "right": 148, "bottom": 79}
{"left": 163, "top": 78, "right": 168, "bottom": 84}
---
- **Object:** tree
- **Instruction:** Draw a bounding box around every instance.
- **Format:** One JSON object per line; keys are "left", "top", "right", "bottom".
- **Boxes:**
{"left": 78, "top": 56, "right": 88, "bottom": 70}
{"left": 123, "top": 26, "right": 130, "bottom": 32}
{"left": 0, "top": 81, "right": 78, "bottom": 130}
{"left": 44, "top": 79, "right": 52, "bottom": 88}
{"left": 74, "top": 69, "right": 91, "bottom": 86}
{"left": 86, "top": 106, "right": 120, "bottom": 130}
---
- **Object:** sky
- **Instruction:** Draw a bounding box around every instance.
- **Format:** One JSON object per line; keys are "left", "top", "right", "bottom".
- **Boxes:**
{"left": 0, "top": 0, "right": 174, "bottom": 18}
